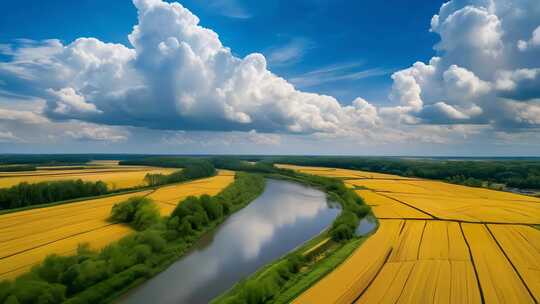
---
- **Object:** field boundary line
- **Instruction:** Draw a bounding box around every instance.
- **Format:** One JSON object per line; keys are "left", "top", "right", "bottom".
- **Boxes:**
{"left": 375, "top": 192, "right": 437, "bottom": 219}
{"left": 0, "top": 217, "right": 110, "bottom": 244}
{"left": 416, "top": 221, "right": 427, "bottom": 260}
{"left": 369, "top": 190, "right": 540, "bottom": 203}
{"left": 0, "top": 261, "right": 42, "bottom": 278}
{"left": 349, "top": 246, "right": 395, "bottom": 304}
{"left": 375, "top": 217, "right": 540, "bottom": 226}
{"left": 485, "top": 225, "right": 536, "bottom": 302}
{"left": 459, "top": 223, "right": 485, "bottom": 304}
{"left": 0, "top": 222, "right": 124, "bottom": 261}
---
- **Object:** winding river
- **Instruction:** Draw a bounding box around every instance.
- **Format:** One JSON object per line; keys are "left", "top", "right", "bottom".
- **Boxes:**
{"left": 121, "top": 179, "right": 340, "bottom": 304}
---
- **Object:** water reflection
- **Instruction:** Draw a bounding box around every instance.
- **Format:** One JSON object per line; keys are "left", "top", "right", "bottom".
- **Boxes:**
{"left": 355, "top": 215, "right": 377, "bottom": 236}
{"left": 122, "top": 179, "right": 339, "bottom": 304}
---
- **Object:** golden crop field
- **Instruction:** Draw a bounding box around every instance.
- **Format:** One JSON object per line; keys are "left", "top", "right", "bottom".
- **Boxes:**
{"left": 354, "top": 189, "right": 432, "bottom": 219}
{"left": 0, "top": 167, "right": 178, "bottom": 189}
{"left": 275, "top": 164, "right": 371, "bottom": 179}
{"left": 86, "top": 160, "right": 121, "bottom": 166}
{"left": 288, "top": 165, "right": 540, "bottom": 304}
{"left": 0, "top": 170, "right": 235, "bottom": 280}
{"left": 293, "top": 220, "right": 405, "bottom": 304}
{"left": 276, "top": 164, "right": 418, "bottom": 180}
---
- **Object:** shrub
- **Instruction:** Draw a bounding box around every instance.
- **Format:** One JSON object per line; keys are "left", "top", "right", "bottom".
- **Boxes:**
{"left": 109, "top": 197, "right": 160, "bottom": 230}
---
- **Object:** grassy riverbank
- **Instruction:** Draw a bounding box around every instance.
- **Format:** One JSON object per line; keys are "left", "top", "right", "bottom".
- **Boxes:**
{"left": 212, "top": 169, "right": 374, "bottom": 304}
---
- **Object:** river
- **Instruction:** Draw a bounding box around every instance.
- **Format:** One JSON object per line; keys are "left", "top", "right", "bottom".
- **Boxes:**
{"left": 121, "top": 179, "right": 340, "bottom": 304}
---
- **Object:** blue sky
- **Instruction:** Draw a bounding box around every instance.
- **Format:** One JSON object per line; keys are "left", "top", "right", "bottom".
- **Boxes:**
{"left": 0, "top": 0, "right": 539, "bottom": 155}
{"left": 0, "top": 0, "right": 443, "bottom": 103}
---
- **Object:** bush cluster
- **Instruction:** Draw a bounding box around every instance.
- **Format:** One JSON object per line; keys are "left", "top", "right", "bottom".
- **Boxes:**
{"left": 109, "top": 197, "right": 160, "bottom": 231}
{"left": 302, "top": 175, "right": 370, "bottom": 241}
{"left": 0, "top": 230, "right": 166, "bottom": 304}
{"left": 165, "top": 173, "right": 265, "bottom": 240}
{"left": 221, "top": 254, "right": 306, "bottom": 304}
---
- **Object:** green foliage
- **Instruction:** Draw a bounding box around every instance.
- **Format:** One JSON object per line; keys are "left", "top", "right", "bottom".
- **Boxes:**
{"left": 109, "top": 197, "right": 160, "bottom": 231}
{"left": 8, "top": 280, "right": 65, "bottom": 304}
{"left": 0, "top": 180, "right": 108, "bottom": 210}
{"left": 167, "top": 173, "right": 264, "bottom": 239}
{"left": 219, "top": 254, "right": 306, "bottom": 304}
{"left": 200, "top": 194, "right": 223, "bottom": 221}
{"left": 447, "top": 175, "right": 483, "bottom": 187}
{"left": 141, "top": 161, "right": 216, "bottom": 187}
{"left": 330, "top": 211, "right": 359, "bottom": 241}
{"left": 1, "top": 228, "right": 168, "bottom": 303}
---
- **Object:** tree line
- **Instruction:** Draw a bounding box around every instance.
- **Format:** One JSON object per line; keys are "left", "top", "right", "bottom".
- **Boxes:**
{"left": 0, "top": 154, "right": 146, "bottom": 166}
{"left": 0, "top": 172, "right": 265, "bottom": 304}
{"left": 0, "top": 180, "right": 108, "bottom": 210}
{"left": 0, "top": 161, "right": 216, "bottom": 211}
{"left": 143, "top": 162, "right": 216, "bottom": 187}
{"left": 266, "top": 156, "right": 540, "bottom": 190}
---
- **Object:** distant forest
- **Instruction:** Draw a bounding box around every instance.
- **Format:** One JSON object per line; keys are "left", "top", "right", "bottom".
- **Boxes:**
{"left": 1, "top": 154, "right": 539, "bottom": 190}
{"left": 265, "top": 156, "right": 540, "bottom": 189}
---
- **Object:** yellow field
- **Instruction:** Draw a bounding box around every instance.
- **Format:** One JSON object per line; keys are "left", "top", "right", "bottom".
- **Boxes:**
{"left": 276, "top": 164, "right": 418, "bottom": 180}
{"left": 0, "top": 170, "right": 234, "bottom": 280}
{"left": 485, "top": 225, "right": 540, "bottom": 302}
{"left": 288, "top": 165, "right": 540, "bottom": 304}
{"left": 354, "top": 189, "right": 432, "bottom": 219}
{"left": 0, "top": 167, "right": 178, "bottom": 189}
{"left": 293, "top": 220, "right": 405, "bottom": 304}
{"left": 385, "top": 193, "right": 540, "bottom": 223}
{"left": 275, "top": 164, "right": 370, "bottom": 179}
{"left": 86, "top": 160, "right": 121, "bottom": 166}
{"left": 462, "top": 224, "right": 535, "bottom": 303}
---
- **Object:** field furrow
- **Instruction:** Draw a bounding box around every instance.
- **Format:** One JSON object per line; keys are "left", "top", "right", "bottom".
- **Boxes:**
{"left": 286, "top": 164, "right": 538, "bottom": 303}
{"left": 293, "top": 220, "right": 405, "bottom": 304}
{"left": 488, "top": 224, "right": 540, "bottom": 302}
{"left": 462, "top": 223, "right": 535, "bottom": 303}
{"left": 354, "top": 190, "right": 432, "bottom": 219}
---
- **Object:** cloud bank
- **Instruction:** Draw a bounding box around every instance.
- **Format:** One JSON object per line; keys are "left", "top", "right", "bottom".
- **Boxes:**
{"left": 386, "top": 0, "right": 540, "bottom": 131}
{"left": 0, "top": 0, "right": 538, "bottom": 151}
{"left": 0, "top": 0, "right": 379, "bottom": 135}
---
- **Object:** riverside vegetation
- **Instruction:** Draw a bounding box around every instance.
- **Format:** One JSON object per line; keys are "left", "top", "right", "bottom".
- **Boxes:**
{"left": 0, "top": 172, "right": 264, "bottom": 304}
{"left": 0, "top": 172, "right": 234, "bottom": 281}
{"left": 209, "top": 162, "right": 373, "bottom": 304}
{"left": 96, "top": 157, "right": 376, "bottom": 304}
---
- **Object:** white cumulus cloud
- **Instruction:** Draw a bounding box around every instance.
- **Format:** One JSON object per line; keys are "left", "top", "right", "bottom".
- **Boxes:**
{"left": 0, "top": 0, "right": 383, "bottom": 135}
{"left": 388, "top": 0, "right": 540, "bottom": 130}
